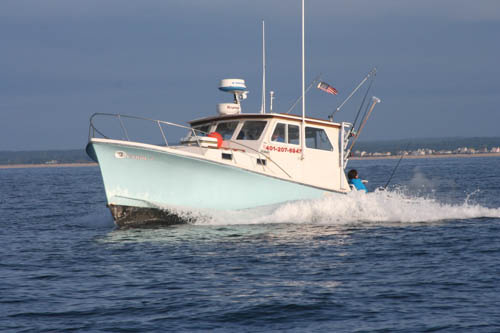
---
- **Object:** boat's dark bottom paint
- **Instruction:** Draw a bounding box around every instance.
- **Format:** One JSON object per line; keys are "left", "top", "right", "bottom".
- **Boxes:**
{"left": 108, "top": 204, "right": 192, "bottom": 228}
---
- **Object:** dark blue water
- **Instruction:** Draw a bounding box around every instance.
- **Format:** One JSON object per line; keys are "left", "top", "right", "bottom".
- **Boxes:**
{"left": 2, "top": 157, "right": 500, "bottom": 332}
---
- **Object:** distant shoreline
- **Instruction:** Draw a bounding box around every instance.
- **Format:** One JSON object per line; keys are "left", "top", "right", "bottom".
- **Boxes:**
{"left": 0, "top": 162, "right": 97, "bottom": 169}
{"left": 1, "top": 153, "right": 500, "bottom": 169}
{"left": 350, "top": 152, "right": 500, "bottom": 160}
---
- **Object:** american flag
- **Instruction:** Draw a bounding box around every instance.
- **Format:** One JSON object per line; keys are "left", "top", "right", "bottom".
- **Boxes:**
{"left": 317, "top": 81, "right": 338, "bottom": 95}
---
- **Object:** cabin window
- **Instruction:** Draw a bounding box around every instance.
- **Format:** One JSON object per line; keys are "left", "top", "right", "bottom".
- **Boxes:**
{"left": 236, "top": 121, "right": 267, "bottom": 140}
{"left": 288, "top": 125, "right": 300, "bottom": 145}
{"left": 305, "top": 127, "right": 333, "bottom": 151}
{"left": 272, "top": 123, "right": 300, "bottom": 145}
{"left": 271, "top": 123, "right": 286, "bottom": 143}
{"left": 192, "top": 125, "right": 211, "bottom": 137}
{"left": 215, "top": 121, "right": 238, "bottom": 140}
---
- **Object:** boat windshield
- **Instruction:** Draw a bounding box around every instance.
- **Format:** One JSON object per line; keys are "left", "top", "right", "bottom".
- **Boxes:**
{"left": 192, "top": 124, "right": 211, "bottom": 137}
{"left": 215, "top": 121, "right": 238, "bottom": 140}
{"left": 236, "top": 121, "right": 267, "bottom": 140}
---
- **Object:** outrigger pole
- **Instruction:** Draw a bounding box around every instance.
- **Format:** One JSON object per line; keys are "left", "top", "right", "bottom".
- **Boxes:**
{"left": 330, "top": 67, "right": 377, "bottom": 121}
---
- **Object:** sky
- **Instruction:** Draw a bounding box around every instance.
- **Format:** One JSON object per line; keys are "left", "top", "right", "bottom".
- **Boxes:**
{"left": 1, "top": 0, "right": 499, "bottom": 151}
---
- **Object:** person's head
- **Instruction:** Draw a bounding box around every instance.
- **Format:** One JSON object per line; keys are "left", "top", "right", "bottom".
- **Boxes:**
{"left": 347, "top": 169, "right": 358, "bottom": 180}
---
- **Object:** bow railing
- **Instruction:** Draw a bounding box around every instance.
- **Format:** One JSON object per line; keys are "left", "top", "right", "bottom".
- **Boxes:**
{"left": 88, "top": 113, "right": 292, "bottom": 178}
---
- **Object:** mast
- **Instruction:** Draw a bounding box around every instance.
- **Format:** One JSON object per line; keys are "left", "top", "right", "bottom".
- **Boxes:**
{"left": 260, "top": 20, "right": 266, "bottom": 114}
{"left": 300, "top": 0, "right": 306, "bottom": 159}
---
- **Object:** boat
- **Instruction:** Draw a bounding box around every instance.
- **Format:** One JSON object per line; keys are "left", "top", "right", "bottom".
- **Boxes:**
{"left": 85, "top": 1, "right": 380, "bottom": 228}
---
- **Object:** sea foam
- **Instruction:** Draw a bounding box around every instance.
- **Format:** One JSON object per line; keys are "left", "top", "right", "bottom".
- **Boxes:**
{"left": 180, "top": 189, "right": 500, "bottom": 226}
{"left": 81, "top": 189, "right": 500, "bottom": 228}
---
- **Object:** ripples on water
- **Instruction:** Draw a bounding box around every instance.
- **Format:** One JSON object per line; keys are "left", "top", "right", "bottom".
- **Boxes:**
{"left": 1, "top": 157, "right": 500, "bottom": 332}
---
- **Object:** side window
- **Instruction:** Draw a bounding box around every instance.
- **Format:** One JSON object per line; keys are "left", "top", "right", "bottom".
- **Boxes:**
{"left": 288, "top": 125, "right": 300, "bottom": 145}
{"left": 215, "top": 121, "right": 238, "bottom": 140}
{"left": 271, "top": 123, "right": 285, "bottom": 142}
{"left": 272, "top": 123, "right": 300, "bottom": 144}
{"left": 237, "top": 121, "right": 267, "bottom": 140}
{"left": 305, "top": 127, "right": 333, "bottom": 151}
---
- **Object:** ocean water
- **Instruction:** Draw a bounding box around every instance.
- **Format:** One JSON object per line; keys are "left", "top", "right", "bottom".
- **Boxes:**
{"left": 1, "top": 157, "right": 500, "bottom": 332}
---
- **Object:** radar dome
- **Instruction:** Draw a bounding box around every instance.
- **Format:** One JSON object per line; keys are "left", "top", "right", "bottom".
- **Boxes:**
{"left": 217, "top": 103, "right": 241, "bottom": 115}
{"left": 219, "top": 79, "right": 247, "bottom": 92}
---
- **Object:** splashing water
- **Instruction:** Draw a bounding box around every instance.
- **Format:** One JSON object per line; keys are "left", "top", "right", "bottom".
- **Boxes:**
{"left": 162, "top": 188, "right": 500, "bottom": 227}
{"left": 80, "top": 188, "right": 500, "bottom": 229}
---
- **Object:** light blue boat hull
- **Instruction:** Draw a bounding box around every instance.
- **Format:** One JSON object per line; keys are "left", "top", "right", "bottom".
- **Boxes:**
{"left": 87, "top": 140, "right": 333, "bottom": 226}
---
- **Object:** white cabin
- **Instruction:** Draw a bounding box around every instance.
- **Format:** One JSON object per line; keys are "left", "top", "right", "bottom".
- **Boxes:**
{"left": 177, "top": 112, "right": 350, "bottom": 193}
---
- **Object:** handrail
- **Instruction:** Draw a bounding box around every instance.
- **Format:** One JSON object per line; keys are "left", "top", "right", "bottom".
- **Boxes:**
{"left": 157, "top": 122, "right": 168, "bottom": 146}
{"left": 88, "top": 112, "right": 292, "bottom": 178}
{"left": 118, "top": 114, "right": 130, "bottom": 141}
{"left": 89, "top": 113, "right": 197, "bottom": 141}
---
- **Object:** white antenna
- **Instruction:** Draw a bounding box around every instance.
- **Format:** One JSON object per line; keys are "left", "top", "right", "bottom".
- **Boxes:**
{"left": 300, "top": 0, "right": 306, "bottom": 159}
{"left": 260, "top": 20, "right": 266, "bottom": 114}
{"left": 269, "top": 91, "right": 275, "bottom": 112}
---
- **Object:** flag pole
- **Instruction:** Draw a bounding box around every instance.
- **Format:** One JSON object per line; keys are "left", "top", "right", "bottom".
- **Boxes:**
{"left": 285, "top": 74, "right": 321, "bottom": 114}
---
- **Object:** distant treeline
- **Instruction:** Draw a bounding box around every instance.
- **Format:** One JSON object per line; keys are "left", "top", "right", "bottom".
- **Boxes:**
{"left": 354, "top": 137, "right": 500, "bottom": 155}
{"left": 0, "top": 149, "right": 92, "bottom": 165}
{"left": 1, "top": 137, "right": 499, "bottom": 165}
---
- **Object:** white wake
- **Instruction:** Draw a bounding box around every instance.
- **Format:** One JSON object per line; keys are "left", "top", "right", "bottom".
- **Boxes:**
{"left": 168, "top": 189, "right": 500, "bottom": 226}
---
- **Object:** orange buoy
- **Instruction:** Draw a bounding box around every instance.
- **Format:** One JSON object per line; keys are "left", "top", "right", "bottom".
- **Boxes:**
{"left": 207, "top": 132, "right": 223, "bottom": 148}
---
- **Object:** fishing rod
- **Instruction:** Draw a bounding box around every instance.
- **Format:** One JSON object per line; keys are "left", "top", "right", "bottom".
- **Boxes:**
{"left": 383, "top": 141, "right": 411, "bottom": 189}
{"left": 344, "top": 96, "right": 381, "bottom": 160}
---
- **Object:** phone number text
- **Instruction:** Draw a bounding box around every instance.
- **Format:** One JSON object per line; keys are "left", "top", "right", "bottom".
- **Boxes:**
{"left": 264, "top": 145, "right": 302, "bottom": 153}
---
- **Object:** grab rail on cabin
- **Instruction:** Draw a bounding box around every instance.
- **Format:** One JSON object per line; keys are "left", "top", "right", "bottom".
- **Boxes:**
{"left": 88, "top": 113, "right": 292, "bottom": 178}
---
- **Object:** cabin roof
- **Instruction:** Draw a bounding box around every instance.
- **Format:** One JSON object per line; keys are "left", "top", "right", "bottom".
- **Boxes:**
{"left": 189, "top": 113, "right": 341, "bottom": 129}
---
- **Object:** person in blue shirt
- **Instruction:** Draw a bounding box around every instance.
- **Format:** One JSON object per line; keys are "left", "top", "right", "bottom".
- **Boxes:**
{"left": 272, "top": 132, "right": 285, "bottom": 143}
{"left": 347, "top": 169, "right": 367, "bottom": 192}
